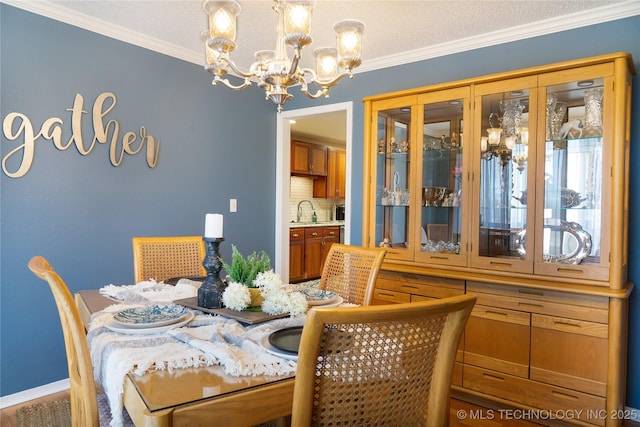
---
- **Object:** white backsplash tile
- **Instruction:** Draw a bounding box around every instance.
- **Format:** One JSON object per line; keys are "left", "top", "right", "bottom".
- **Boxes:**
{"left": 290, "top": 176, "right": 340, "bottom": 223}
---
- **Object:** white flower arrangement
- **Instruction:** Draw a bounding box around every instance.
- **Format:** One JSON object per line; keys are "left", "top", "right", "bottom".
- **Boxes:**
{"left": 222, "top": 281, "right": 251, "bottom": 311}
{"left": 222, "top": 270, "right": 308, "bottom": 317}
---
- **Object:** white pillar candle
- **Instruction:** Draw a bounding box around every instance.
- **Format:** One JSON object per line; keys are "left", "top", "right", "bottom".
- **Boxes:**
{"left": 204, "top": 213, "right": 223, "bottom": 238}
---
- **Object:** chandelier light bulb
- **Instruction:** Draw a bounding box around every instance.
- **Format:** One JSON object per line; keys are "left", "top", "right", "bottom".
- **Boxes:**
{"left": 314, "top": 48, "right": 338, "bottom": 81}
{"left": 204, "top": 0, "right": 241, "bottom": 41}
{"left": 284, "top": 1, "right": 314, "bottom": 36}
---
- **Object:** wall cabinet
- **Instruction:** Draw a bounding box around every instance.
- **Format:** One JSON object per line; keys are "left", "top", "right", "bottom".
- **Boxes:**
{"left": 291, "top": 141, "right": 327, "bottom": 176}
{"left": 289, "top": 226, "right": 340, "bottom": 282}
{"left": 313, "top": 148, "right": 346, "bottom": 199}
{"left": 364, "top": 53, "right": 634, "bottom": 426}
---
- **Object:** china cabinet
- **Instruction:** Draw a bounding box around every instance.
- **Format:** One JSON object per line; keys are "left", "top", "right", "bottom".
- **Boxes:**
{"left": 363, "top": 53, "right": 634, "bottom": 426}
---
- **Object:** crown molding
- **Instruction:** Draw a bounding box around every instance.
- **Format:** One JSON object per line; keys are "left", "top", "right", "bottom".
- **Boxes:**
{"left": 0, "top": 0, "right": 202, "bottom": 65}
{"left": 2, "top": 0, "right": 639, "bottom": 73}
{"left": 357, "top": 1, "right": 640, "bottom": 73}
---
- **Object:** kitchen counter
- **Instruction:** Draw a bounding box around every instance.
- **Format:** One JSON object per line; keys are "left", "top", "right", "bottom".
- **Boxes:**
{"left": 289, "top": 221, "right": 344, "bottom": 228}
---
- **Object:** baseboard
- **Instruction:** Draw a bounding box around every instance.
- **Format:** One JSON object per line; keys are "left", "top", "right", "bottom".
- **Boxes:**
{"left": 0, "top": 379, "right": 69, "bottom": 409}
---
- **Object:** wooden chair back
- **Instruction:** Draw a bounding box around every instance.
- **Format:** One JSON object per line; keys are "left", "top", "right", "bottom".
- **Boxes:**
{"left": 28, "top": 256, "right": 99, "bottom": 427}
{"left": 318, "top": 243, "right": 386, "bottom": 306}
{"left": 132, "top": 236, "right": 206, "bottom": 283}
{"left": 291, "top": 294, "right": 476, "bottom": 427}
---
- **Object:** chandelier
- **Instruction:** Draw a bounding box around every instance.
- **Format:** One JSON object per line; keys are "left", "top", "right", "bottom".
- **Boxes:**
{"left": 202, "top": 0, "right": 364, "bottom": 112}
{"left": 480, "top": 102, "right": 529, "bottom": 171}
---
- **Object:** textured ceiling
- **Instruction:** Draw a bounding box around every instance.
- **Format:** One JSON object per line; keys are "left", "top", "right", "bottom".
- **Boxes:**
{"left": 11, "top": 0, "right": 637, "bottom": 72}
{"left": 5, "top": 0, "right": 637, "bottom": 142}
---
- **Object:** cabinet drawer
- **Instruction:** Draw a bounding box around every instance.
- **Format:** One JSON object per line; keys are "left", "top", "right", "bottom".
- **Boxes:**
{"left": 377, "top": 271, "right": 464, "bottom": 299}
{"left": 464, "top": 305, "right": 530, "bottom": 378}
{"left": 372, "top": 289, "right": 410, "bottom": 304}
{"left": 467, "top": 282, "right": 609, "bottom": 313}
{"left": 463, "top": 365, "right": 606, "bottom": 426}
{"left": 471, "top": 292, "right": 608, "bottom": 324}
{"left": 531, "top": 314, "right": 607, "bottom": 397}
{"left": 289, "top": 228, "right": 304, "bottom": 241}
{"left": 322, "top": 227, "right": 340, "bottom": 237}
{"left": 304, "top": 228, "right": 322, "bottom": 239}
{"left": 452, "top": 362, "right": 462, "bottom": 387}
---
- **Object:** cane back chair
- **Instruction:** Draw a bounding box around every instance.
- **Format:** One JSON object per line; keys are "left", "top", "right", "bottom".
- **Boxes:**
{"left": 132, "top": 235, "right": 205, "bottom": 283}
{"left": 28, "top": 256, "right": 133, "bottom": 427}
{"left": 318, "top": 243, "right": 386, "bottom": 306}
{"left": 291, "top": 294, "right": 477, "bottom": 427}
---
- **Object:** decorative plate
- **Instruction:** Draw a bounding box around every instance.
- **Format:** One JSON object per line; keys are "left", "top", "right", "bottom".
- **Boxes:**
{"left": 259, "top": 334, "right": 298, "bottom": 361}
{"left": 106, "top": 312, "right": 194, "bottom": 335}
{"left": 298, "top": 289, "right": 340, "bottom": 306}
{"left": 268, "top": 327, "right": 303, "bottom": 355}
{"left": 112, "top": 304, "right": 188, "bottom": 328}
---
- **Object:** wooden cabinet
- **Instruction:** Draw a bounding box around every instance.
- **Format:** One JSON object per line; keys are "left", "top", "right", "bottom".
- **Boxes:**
{"left": 303, "top": 228, "right": 324, "bottom": 279}
{"left": 314, "top": 148, "right": 346, "bottom": 199}
{"left": 464, "top": 282, "right": 609, "bottom": 426}
{"left": 289, "top": 226, "right": 340, "bottom": 282}
{"left": 364, "top": 53, "right": 634, "bottom": 426}
{"left": 291, "top": 141, "right": 327, "bottom": 176}
{"left": 320, "top": 226, "right": 339, "bottom": 270}
{"left": 372, "top": 271, "right": 465, "bottom": 385}
{"left": 289, "top": 228, "right": 305, "bottom": 282}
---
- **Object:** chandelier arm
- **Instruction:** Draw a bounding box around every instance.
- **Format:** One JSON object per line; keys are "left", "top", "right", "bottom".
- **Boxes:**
{"left": 215, "top": 55, "right": 256, "bottom": 80}
{"left": 299, "top": 85, "right": 329, "bottom": 99}
{"left": 213, "top": 75, "right": 252, "bottom": 91}
{"left": 299, "top": 67, "right": 354, "bottom": 90}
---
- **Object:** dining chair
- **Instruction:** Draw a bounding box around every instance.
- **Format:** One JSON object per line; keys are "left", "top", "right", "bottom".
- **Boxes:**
{"left": 28, "top": 256, "right": 134, "bottom": 427}
{"left": 132, "top": 235, "right": 206, "bottom": 283}
{"left": 318, "top": 243, "right": 386, "bottom": 306}
{"left": 291, "top": 294, "right": 476, "bottom": 427}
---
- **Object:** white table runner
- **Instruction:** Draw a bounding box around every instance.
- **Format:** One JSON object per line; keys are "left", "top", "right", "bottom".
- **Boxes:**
{"left": 88, "top": 281, "right": 303, "bottom": 427}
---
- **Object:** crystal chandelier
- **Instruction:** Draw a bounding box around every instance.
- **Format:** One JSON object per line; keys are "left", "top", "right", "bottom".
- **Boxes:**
{"left": 202, "top": 0, "right": 364, "bottom": 112}
{"left": 480, "top": 104, "right": 529, "bottom": 171}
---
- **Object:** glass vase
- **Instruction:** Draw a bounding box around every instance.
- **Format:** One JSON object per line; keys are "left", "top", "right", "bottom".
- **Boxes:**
{"left": 549, "top": 101, "right": 566, "bottom": 142}
{"left": 545, "top": 94, "right": 557, "bottom": 141}
{"left": 582, "top": 87, "right": 603, "bottom": 137}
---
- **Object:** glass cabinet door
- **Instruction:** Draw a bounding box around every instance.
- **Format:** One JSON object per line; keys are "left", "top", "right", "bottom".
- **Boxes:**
{"left": 416, "top": 87, "right": 470, "bottom": 266}
{"left": 371, "top": 97, "right": 417, "bottom": 261}
{"left": 535, "top": 64, "right": 613, "bottom": 281}
{"left": 471, "top": 76, "right": 537, "bottom": 274}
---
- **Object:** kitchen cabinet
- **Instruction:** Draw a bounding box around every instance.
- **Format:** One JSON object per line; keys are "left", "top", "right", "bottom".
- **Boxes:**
{"left": 313, "top": 148, "right": 346, "bottom": 199}
{"left": 363, "top": 53, "right": 634, "bottom": 426}
{"left": 320, "top": 226, "right": 339, "bottom": 268}
{"left": 289, "top": 228, "right": 305, "bottom": 283}
{"left": 290, "top": 226, "right": 340, "bottom": 282}
{"left": 291, "top": 141, "right": 327, "bottom": 176}
{"left": 303, "top": 228, "right": 324, "bottom": 279}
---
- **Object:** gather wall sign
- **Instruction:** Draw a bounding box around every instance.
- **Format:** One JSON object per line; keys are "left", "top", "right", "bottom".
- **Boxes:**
{"left": 2, "top": 91, "right": 160, "bottom": 178}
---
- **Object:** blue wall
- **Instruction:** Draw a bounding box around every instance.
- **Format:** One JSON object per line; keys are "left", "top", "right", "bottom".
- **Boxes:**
{"left": 2, "top": 4, "right": 638, "bottom": 407}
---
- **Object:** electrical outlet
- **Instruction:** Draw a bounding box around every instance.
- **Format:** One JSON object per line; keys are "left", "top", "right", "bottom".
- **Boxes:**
{"left": 230, "top": 199, "right": 237, "bottom": 212}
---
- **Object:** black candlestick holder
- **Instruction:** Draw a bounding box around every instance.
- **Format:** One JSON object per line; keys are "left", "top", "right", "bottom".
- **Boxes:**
{"left": 197, "top": 237, "right": 227, "bottom": 309}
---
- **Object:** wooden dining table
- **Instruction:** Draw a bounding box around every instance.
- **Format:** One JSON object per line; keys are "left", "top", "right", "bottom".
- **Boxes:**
{"left": 75, "top": 290, "right": 295, "bottom": 427}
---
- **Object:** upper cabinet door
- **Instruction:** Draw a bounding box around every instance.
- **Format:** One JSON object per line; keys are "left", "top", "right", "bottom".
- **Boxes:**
{"left": 534, "top": 63, "right": 615, "bottom": 283}
{"left": 415, "top": 87, "right": 472, "bottom": 267}
{"left": 470, "top": 76, "right": 538, "bottom": 274}
{"left": 367, "top": 95, "right": 418, "bottom": 261}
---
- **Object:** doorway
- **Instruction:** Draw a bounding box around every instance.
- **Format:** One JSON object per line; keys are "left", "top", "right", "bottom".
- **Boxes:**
{"left": 275, "top": 102, "right": 353, "bottom": 283}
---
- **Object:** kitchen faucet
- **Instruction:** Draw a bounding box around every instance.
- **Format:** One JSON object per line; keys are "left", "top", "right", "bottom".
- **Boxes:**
{"left": 297, "top": 200, "right": 315, "bottom": 223}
